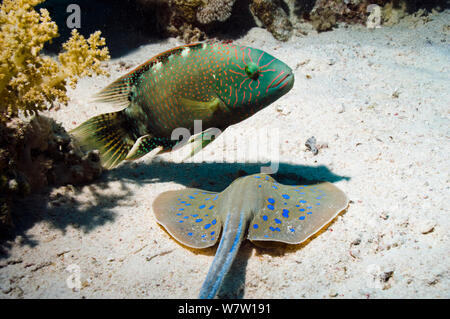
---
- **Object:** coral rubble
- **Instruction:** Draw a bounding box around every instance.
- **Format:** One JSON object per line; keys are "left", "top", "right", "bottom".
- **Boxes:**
{"left": 250, "top": 0, "right": 293, "bottom": 41}
{"left": 0, "top": 116, "right": 102, "bottom": 229}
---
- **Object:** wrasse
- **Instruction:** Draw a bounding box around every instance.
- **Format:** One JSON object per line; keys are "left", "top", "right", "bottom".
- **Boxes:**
{"left": 71, "top": 42, "right": 294, "bottom": 169}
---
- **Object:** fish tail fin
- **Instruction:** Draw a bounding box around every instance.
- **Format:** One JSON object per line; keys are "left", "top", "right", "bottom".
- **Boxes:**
{"left": 70, "top": 110, "right": 135, "bottom": 169}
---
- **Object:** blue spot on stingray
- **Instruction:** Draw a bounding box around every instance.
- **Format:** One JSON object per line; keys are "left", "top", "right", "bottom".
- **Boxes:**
{"left": 179, "top": 208, "right": 184, "bottom": 211}
{"left": 254, "top": 176, "right": 260, "bottom": 178}
{"left": 199, "top": 204, "right": 205, "bottom": 209}
{"left": 316, "top": 196, "right": 322, "bottom": 200}
{"left": 296, "top": 204, "right": 300, "bottom": 207}
{"left": 307, "top": 211, "right": 312, "bottom": 215}
{"left": 275, "top": 227, "right": 281, "bottom": 232}
{"left": 180, "top": 201, "right": 186, "bottom": 203}
{"left": 211, "top": 237, "right": 215, "bottom": 241}
{"left": 299, "top": 216, "right": 305, "bottom": 220}
{"left": 268, "top": 198, "right": 275, "bottom": 204}
{"left": 282, "top": 194, "right": 290, "bottom": 199}
{"left": 299, "top": 192, "right": 305, "bottom": 195}
{"left": 212, "top": 195, "right": 219, "bottom": 201}
{"left": 299, "top": 208, "right": 305, "bottom": 212}
{"left": 299, "top": 200, "right": 307, "bottom": 204}
{"left": 179, "top": 220, "right": 184, "bottom": 223}
{"left": 253, "top": 224, "right": 259, "bottom": 229}
{"left": 204, "top": 224, "right": 211, "bottom": 229}
{"left": 192, "top": 214, "right": 198, "bottom": 217}
{"left": 185, "top": 203, "right": 192, "bottom": 206}
{"left": 201, "top": 234, "right": 206, "bottom": 238}
{"left": 316, "top": 203, "right": 321, "bottom": 205}
{"left": 267, "top": 204, "right": 274, "bottom": 210}
{"left": 258, "top": 185, "right": 262, "bottom": 188}
{"left": 262, "top": 215, "right": 268, "bottom": 221}
{"left": 188, "top": 195, "right": 195, "bottom": 199}
{"left": 211, "top": 231, "right": 215, "bottom": 235}
{"left": 272, "top": 185, "right": 278, "bottom": 189}
{"left": 282, "top": 209, "right": 289, "bottom": 218}
{"left": 184, "top": 216, "right": 189, "bottom": 219}
{"left": 176, "top": 213, "right": 182, "bottom": 216}
{"left": 211, "top": 219, "right": 217, "bottom": 225}
{"left": 205, "top": 198, "right": 210, "bottom": 201}
{"left": 195, "top": 218, "right": 203, "bottom": 222}
{"left": 265, "top": 176, "right": 269, "bottom": 180}
{"left": 177, "top": 198, "right": 181, "bottom": 201}
{"left": 269, "top": 226, "right": 275, "bottom": 231}
{"left": 188, "top": 232, "right": 193, "bottom": 236}
{"left": 290, "top": 228, "right": 295, "bottom": 232}
{"left": 307, "top": 206, "right": 312, "bottom": 209}
{"left": 264, "top": 235, "right": 269, "bottom": 238}
{"left": 209, "top": 205, "right": 214, "bottom": 210}
{"left": 274, "top": 218, "right": 281, "bottom": 224}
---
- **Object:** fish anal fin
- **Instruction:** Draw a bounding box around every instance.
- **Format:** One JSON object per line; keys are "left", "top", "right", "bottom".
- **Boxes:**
{"left": 125, "top": 134, "right": 155, "bottom": 160}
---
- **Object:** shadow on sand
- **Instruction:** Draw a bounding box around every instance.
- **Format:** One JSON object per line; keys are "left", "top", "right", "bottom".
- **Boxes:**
{"left": 2, "top": 159, "right": 350, "bottom": 298}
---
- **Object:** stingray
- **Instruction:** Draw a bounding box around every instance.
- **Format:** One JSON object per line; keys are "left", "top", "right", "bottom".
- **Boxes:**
{"left": 152, "top": 173, "right": 349, "bottom": 298}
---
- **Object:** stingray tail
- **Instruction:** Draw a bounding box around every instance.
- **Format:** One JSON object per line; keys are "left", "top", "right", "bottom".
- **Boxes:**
{"left": 70, "top": 110, "right": 135, "bottom": 169}
{"left": 198, "top": 210, "right": 248, "bottom": 299}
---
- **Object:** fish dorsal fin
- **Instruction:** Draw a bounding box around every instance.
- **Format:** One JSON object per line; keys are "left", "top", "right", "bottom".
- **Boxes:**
{"left": 92, "top": 43, "right": 204, "bottom": 108}
{"left": 247, "top": 175, "right": 349, "bottom": 244}
{"left": 153, "top": 189, "right": 223, "bottom": 249}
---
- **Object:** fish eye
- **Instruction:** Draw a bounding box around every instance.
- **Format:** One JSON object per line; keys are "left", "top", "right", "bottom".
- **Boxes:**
{"left": 245, "top": 63, "right": 259, "bottom": 80}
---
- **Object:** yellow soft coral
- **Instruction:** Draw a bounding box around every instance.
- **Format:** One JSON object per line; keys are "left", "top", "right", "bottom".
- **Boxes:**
{"left": 0, "top": 0, "right": 110, "bottom": 121}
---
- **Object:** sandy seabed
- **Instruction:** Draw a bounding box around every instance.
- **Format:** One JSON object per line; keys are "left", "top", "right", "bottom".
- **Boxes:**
{"left": 1, "top": 10, "right": 449, "bottom": 299}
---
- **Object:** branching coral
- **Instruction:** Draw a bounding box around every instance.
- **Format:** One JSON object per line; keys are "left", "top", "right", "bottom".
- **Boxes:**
{"left": 0, "top": 0, "right": 110, "bottom": 121}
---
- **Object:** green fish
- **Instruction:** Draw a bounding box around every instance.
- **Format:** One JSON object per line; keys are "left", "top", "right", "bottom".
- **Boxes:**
{"left": 153, "top": 173, "right": 349, "bottom": 298}
{"left": 71, "top": 42, "right": 294, "bottom": 168}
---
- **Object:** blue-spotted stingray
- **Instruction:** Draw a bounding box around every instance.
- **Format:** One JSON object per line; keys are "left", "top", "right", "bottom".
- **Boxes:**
{"left": 153, "top": 173, "right": 349, "bottom": 298}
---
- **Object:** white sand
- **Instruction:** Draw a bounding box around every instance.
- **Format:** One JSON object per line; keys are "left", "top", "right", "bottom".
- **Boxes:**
{"left": 1, "top": 10, "right": 449, "bottom": 299}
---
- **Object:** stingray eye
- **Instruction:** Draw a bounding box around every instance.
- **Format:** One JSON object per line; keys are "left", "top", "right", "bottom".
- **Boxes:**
{"left": 245, "top": 63, "right": 259, "bottom": 80}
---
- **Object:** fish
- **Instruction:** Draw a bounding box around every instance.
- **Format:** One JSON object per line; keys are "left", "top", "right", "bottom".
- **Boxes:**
{"left": 70, "top": 41, "right": 294, "bottom": 169}
{"left": 152, "top": 173, "right": 349, "bottom": 298}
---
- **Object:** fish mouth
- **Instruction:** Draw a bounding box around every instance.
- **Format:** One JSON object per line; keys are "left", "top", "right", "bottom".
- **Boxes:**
{"left": 267, "top": 72, "right": 293, "bottom": 92}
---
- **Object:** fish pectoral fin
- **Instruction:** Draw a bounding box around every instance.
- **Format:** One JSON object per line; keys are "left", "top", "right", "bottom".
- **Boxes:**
{"left": 180, "top": 96, "right": 227, "bottom": 118}
{"left": 125, "top": 134, "right": 161, "bottom": 161}
{"left": 182, "top": 127, "right": 222, "bottom": 161}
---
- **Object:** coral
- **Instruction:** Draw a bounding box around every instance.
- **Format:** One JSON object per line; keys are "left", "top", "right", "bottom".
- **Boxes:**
{"left": 0, "top": 0, "right": 110, "bottom": 121}
{"left": 250, "top": 0, "right": 293, "bottom": 41}
{"left": 196, "top": 0, "right": 236, "bottom": 24}
{"left": 382, "top": 1, "right": 408, "bottom": 26}
{"left": 0, "top": 115, "right": 103, "bottom": 229}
